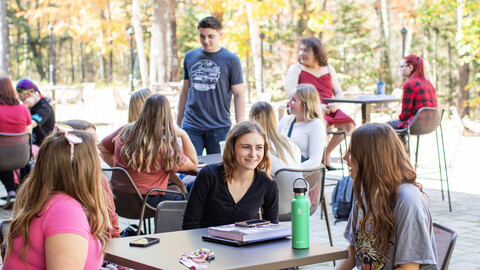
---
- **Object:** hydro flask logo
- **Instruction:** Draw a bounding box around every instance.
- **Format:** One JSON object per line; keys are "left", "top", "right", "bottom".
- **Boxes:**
{"left": 297, "top": 208, "right": 302, "bottom": 215}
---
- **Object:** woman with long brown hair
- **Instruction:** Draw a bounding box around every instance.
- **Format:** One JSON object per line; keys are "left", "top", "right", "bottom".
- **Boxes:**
{"left": 336, "top": 123, "right": 438, "bottom": 270}
{"left": 0, "top": 77, "right": 32, "bottom": 208}
{"left": 182, "top": 121, "right": 279, "bottom": 229}
{"left": 3, "top": 129, "right": 110, "bottom": 269}
{"left": 99, "top": 94, "right": 197, "bottom": 205}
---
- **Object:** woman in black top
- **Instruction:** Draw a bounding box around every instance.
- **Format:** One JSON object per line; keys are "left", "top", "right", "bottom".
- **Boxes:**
{"left": 182, "top": 121, "right": 279, "bottom": 229}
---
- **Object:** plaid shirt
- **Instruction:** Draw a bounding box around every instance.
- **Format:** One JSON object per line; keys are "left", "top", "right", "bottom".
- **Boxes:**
{"left": 398, "top": 77, "right": 437, "bottom": 128}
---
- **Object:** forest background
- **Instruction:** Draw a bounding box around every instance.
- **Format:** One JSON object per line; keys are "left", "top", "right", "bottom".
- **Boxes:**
{"left": 0, "top": 0, "right": 478, "bottom": 117}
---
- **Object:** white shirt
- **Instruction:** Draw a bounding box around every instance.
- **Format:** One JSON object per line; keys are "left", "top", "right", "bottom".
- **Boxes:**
{"left": 278, "top": 115, "right": 326, "bottom": 169}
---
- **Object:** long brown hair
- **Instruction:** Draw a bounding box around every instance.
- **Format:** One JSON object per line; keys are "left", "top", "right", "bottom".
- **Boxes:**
{"left": 0, "top": 77, "right": 20, "bottom": 105}
{"left": 119, "top": 94, "right": 183, "bottom": 172}
{"left": 349, "top": 123, "right": 419, "bottom": 256}
{"left": 6, "top": 131, "right": 110, "bottom": 259}
{"left": 223, "top": 121, "right": 271, "bottom": 182}
{"left": 249, "top": 102, "right": 296, "bottom": 164}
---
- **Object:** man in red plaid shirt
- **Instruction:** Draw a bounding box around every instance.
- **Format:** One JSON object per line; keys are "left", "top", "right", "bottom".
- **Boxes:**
{"left": 388, "top": 54, "right": 437, "bottom": 133}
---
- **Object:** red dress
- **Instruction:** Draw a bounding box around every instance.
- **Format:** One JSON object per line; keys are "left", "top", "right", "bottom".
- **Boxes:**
{"left": 298, "top": 70, "right": 354, "bottom": 126}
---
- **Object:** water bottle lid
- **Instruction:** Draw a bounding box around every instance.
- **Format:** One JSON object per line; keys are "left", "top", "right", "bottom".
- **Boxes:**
{"left": 293, "top": 178, "right": 308, "bottom": 193}
{"left": 293, "top": 187, "right": 307, "bottom": 193}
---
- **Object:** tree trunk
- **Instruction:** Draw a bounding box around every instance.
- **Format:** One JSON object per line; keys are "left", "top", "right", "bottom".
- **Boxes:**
{"left": 457, "top": 0, "right": 469, "bottom": 116}
{"left": 0, "top": 0, "right": 9, "bottom": 76}
{"left": 150, "top": 0, "right": 167, "bottom": 85}
{"left": 69, "top": 38, "right": 75, "bottom": 83}
{"left": 167, "top": 0, "right": 178, "bottom": 81}
{"left": 246, "top": 2, "right": 263, "bottom": 93}
{"left": 132, "top": 0, "right": 149, "bottom": 87}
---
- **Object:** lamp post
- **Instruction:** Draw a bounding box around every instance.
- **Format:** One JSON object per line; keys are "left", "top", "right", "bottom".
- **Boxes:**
{"left": 259, "top": 32, "right": 265, "bottom": 93}
{"left": 127, "top": 27, "right": 134, "bottom": 93}
{"left": 401, "top": 28, "right": 407, "bottom": 57}
{"left": 48, "top": 23, "right": 54, "bottom": 86}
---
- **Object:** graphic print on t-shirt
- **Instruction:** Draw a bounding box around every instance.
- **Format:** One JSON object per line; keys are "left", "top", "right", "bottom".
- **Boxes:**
{"left": 190, "top": 60, "right": 220, "bottom": 91}
{"left": 354, "top": 207, "right": 386, "bottom": 270}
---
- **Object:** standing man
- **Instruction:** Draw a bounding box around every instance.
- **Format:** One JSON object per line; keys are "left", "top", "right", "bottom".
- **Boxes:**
{"left": 177, "top": 16, "right": 245, "bottom": 155}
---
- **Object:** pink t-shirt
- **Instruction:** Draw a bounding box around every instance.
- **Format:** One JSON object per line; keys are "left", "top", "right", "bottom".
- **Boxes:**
{"left": 3, "top": 193, "right": 104, "bottom": 270}
{"left": 0, "top": 104, "right": 32, "bottom": 133}
{"left": 101, "top": 126, "right": 186, "bottom": 194}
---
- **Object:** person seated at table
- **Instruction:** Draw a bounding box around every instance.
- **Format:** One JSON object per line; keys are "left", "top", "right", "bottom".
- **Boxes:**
{"left": 335, "top": 123, "right": 438, "bottom": 270}
{"left": 285, "top": 37, "right": 354, "bottom": 170}
{"left": 182, "top": 121, "right": 279, "bottom": 230}
{"left": 249, "top": 101, "right": 302, "bottom": 217}
{"left": 0, "top": 77, "right": 32, "bottom": 209}
{"left": 99, "top": 94, "right": 197, "bottom": 206}
{"left": 15, "top": 78, "right": 55, "bottom": 147}
{"left": 387, "top": 54, "right": 437, "bottom": 132}
{"left": 128, "top": 88, "right": 152, "bottom": 123}
{"left": 249, "top": 101, "right": 302, "bottom": 173}
{"left": 278, "top": 84, "right": 326, "bottom": 169}
{"left": 61, "top": 119, "right": 120, "bottom": 240}
{"left": 3, "top": 129, "right": 110, "bottom": 269}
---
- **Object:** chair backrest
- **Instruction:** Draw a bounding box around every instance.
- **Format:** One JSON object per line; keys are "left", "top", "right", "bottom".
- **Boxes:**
{"left": 0, "top": 219, "right": 12, "bottom": 260}
{"left": 433, "top": 223, "right": 459, "bottom": 270}
{"left": 274, "top": 165, "right": 325, "bottom": 221}
{"left": 409, "top": 107, "right": 444, "bottom": 136}
{"left": 155, "top": 200, "right": 188, "bottom": 233}
{"left": 0, "top": 132, "right": 32, "bottom": 171}
{"left": 102, "top": 167, "right": 155, "bottom": 220}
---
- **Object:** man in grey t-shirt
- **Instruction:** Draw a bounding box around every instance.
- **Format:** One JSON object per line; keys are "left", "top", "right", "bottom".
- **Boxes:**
{"left": 177, "top": 16, "right": 245, "bottom": 155}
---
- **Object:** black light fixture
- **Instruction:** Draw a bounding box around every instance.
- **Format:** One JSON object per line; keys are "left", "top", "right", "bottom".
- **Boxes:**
{"left": 127, "top": 27, "right": 134, "bottom": 93}
{"left": 401, "top": 28, "right": 407, "bottom": 57}
{"left": 48, "top": 23, "right": 54, "bottom": 86}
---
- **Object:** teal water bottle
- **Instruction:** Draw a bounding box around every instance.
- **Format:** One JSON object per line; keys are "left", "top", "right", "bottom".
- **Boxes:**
{"left": 291, "top": 178, "right": 309, "bottom": 249}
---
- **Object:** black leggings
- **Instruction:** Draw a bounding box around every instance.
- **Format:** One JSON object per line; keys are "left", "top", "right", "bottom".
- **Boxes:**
{"left": 0, "top": 170, "right": 17, "bottom": 192}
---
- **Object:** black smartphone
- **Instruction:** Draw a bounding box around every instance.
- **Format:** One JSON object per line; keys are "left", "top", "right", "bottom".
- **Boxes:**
{"left": 235, "top": 219, "right": 270, "bottom": 227}
{"left": 129, "top": 237, "right": 160, "bottom": 247}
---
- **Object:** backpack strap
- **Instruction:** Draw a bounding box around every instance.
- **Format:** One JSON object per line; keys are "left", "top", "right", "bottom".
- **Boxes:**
{"left": 287, "top": 117, "right": 296, "bottom": 138}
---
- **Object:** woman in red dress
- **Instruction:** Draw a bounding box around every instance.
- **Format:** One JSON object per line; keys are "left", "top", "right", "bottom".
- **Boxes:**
{"left": 285, "top": 37, "right": 354, "bottom": 170}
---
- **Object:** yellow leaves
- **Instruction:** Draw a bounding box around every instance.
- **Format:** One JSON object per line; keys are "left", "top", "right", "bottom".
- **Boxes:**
{"left": 307, "top": 11, "right": 332, "bottom": 33}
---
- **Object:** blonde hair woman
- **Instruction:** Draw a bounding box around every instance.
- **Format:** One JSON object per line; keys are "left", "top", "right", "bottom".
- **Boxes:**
{"left": 99, "top": 94, "right": 197, "bottom": 206}
{"left": 278, "top": 84, "right": 326, "bottom": 169}
{"left": 249, "top": 101, "right": 301, "bottom": 173}
{"left": 337, "top": 123, "right": 437, "bottom": 270}
{"left": 128, "top": 88, "right": 152, "bottom": 123}
{"left": 3, "top": 130, "right": 110, "bottom": 269}
{"left": 183, "top": 121, "right": 279, "bottom": 229}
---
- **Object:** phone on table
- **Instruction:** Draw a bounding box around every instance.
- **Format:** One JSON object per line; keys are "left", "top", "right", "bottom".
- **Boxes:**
{"left": 235, "top": 219, "right": 270, "bottom": 227}
{"left": 129, "top": 237, "right": 160, "bottom": 247}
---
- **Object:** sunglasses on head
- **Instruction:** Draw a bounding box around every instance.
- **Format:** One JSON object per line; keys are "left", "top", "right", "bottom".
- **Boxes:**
{"left": 55, "top": 124, "right": 83, "bottom": 162}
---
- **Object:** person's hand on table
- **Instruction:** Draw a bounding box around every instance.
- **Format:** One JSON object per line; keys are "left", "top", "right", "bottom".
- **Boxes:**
{"left": 327, "top": 103, "right": 338, "bottom": 113}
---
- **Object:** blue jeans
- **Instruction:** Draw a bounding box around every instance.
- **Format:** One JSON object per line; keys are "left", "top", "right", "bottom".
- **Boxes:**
{"left": 182, "top": 124, "right": 230, "bottom": 155}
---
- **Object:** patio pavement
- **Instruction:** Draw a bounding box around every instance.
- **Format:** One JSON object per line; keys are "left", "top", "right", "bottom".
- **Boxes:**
{"left": 1, "top": 87, "right": 479, "bottom": 269}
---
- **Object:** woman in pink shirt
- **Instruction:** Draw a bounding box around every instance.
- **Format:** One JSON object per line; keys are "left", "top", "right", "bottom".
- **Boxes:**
{"left": 3, "top": 129, "right": 110, "bottom": 269}
{"left": 0, "top": 77, "right": 32, "bottom": 208}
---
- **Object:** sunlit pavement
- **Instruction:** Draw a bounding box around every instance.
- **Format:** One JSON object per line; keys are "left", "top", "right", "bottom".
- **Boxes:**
{"left": 1, "top": 87, "right": 479, "bottom": 269}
